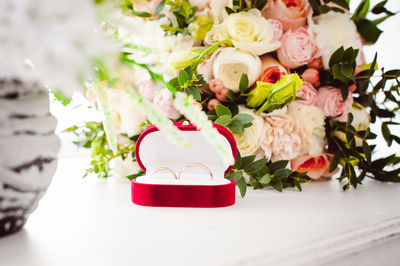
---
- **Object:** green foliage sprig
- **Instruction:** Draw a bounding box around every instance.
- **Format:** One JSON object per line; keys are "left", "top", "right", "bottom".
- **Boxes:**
{"left": 309, "top": 0, "right": 350, "bottom": 16}
{"left": 226, "top": 151, "right": 311, "bottom": 197}
{"left": 352, "top": 0, "right": 397, "bottom": 44}
{"left": 212, "top": 104, "right": 254, "bottom": 133}
{"left": 160, "top": 0, "right": 197, "bottom": 35}
{"left": 169, "top": 66, "right": 206, "bottom": 101}
{"left": 64, "top": 121, "right": 141, "bottom": 179}
{"left": 225, "top": 0, "right": 268, "bottom": 14}
{"left": 320, "top": 47, "right": 400, "bottom": 190}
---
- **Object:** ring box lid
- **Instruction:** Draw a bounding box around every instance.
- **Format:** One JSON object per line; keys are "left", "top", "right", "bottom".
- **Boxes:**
{"left": 135, "top": 122, "right": 237, "bottom": 185}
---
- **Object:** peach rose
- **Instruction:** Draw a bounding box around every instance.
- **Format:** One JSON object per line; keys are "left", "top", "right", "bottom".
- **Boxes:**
{"left": 294, "top": 81, "right": 317, "bottom": 106}
{"left": 316, "top": 86, "right": 353, "bottom": 121}
{"left": 258, "top": 55, "right": 289, "bottom": 83}
{"left": 261, "top": 113, "right": 303, "bottom": 161}
{"left": 262, "top": 0, "right": 311, "bottom": 31}
{"left": 153, "top": 88, "right": 180, "bottom": 120}
{"left": 291, "top": 153, "right": 332, "bottom": 180}
{"left": 277, "top": 27, "right": 318, "bottom": 69}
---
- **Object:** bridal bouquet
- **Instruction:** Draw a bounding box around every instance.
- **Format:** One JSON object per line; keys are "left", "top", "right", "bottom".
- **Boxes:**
{"left": 65, "top": 0, "right": 400, "bottom": 196}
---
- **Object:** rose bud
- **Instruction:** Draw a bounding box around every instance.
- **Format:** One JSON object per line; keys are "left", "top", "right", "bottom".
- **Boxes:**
{"left": 216, "top": 88, "right": 228, "bottom": 101}
{"left": 207, "top": 99, "right": 221, "bottom": 110}
{"left": 308, "top": 57, "right": 323, "bottom": 69}
{"left": 348, "top": 84, "right": 357, "bottom": 93}
{"left": 169, "top": 49, "right": 203, "bottom": 70}
{"left": 246, "top": 82, "right": 271, "bottom": 108}
{"left": 209, "top": 78, "right": 224, "bottom": 93}
{"left": 302, "top": 68, "right": 320, "bottom": 87}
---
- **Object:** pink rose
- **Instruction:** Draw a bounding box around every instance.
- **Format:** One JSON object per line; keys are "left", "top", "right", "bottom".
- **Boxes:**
{"left": 153, "top": 88, "right": 181, "bottom": 120}
{"left": 267, "top": 19, "right": 283, "bottom": 40}
{"left": 262, "top": 0, "right": 311, "bottom": 31}
{"left": 138, "top": 80, "right": 156, "bottom": 101}
{"left": 277, "top": 27, "right": 318, "bottom": 69}
{"left": 294, "top": 81, "right": 317, "bottom": 106}
{"left": 316, "top": 86, "right": 353, "bottom": 121}
{"left": 291, "top": 153, "right": 331, "bottom": 180}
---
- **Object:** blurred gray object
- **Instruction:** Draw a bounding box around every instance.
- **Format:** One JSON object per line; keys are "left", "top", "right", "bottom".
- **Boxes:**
{"left": 0, "top": 80, "right": 60, "bottom": 236}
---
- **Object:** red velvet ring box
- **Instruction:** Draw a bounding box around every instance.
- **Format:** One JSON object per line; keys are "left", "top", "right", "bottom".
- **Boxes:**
{"left": 131, "top": 122, "right": 237, "bottom": 208}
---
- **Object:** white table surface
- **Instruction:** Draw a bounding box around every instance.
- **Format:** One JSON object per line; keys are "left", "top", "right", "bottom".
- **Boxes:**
{"left": 1, "top": 157, "right": 399, "bottom": 266}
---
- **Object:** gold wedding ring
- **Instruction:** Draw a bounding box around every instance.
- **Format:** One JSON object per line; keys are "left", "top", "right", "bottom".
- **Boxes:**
{"left": 178, "top": 163, "right": 213, "bottom": 180}
{"left": 149, "top": 167, "right": 178, "bottom": 180}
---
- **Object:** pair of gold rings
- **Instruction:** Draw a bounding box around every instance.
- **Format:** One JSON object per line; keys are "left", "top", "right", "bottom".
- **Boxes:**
{"left": 150, "top": 163, "right": 213, "bottom": 180}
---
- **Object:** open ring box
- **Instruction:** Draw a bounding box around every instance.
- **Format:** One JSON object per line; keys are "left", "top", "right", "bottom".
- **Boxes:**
{"left": 132, "top": 122, "right": 237, "bottom": 208}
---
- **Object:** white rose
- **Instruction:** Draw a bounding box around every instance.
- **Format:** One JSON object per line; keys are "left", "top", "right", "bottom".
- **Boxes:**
{"left": 334, "top": 104, "right": 370, "bottom": 146}
{"left": 233, "top": 106, "right": 266, "bottom": 156}
{"left": 288, "top": 103, "right": 326, "bottom": 156}
{"left": 308, "top": 11, "right": 363, "bottom": 69}
{"left": 213, "top": 48, "right": 262, "bottom": 92}
{"left": 107, "top": 89, "right": 146, "bottom": 136}
{"left": 207, "top": 8, "right": 281, "bottom": 55}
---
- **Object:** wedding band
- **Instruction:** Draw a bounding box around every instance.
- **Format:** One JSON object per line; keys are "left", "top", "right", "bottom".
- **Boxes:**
{"left": 149, "top": 167, "right": 178, "bottom": 180}
{"left": 178, "top": 163, "right": 213, "bottom": 180}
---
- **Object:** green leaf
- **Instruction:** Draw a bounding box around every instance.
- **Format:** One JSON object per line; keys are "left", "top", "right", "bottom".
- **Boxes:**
{"left": 260, "top": 173, "right": 271, "bottom": 185}
{"left": 271, "top": 178, "right": 283, "bottom": 192}
{"left": 355, "top": 19, "right": 383, "bottom": 44}
{"left": 215, "top": 104, "right": 232, "bottom": 118}
{"left": 239, "top": 74, "right": 249, "bottom": 93}
{"left": 185, "top": 87, "right": 201, "bottom": 101}
{"left": 52, "top": 90, "right": 72, "bottom": 106}
{"left": 352, "top": 0, "right": 370, "bottom": 20}
{"left": 232, "top": 113, "right": 254, "bottom": 125}
{"left": 381, "top": 123, "right": 391, "bottom": 145}
{"left": 293, "top": 178, "right": 302, "bottom": 191}
{"left": 236, "top": 177, "right": 247, "bottom": 197}
{"left": 234, "top": 150, "right": 242, "bottom": 169}
{"left": 229, "top": 119, "right": 244, "bottom": 133}
{"left": 154, "top": 0, "right": 166, "bottom": 15}
{"left": 269, "top": 160, "right": 289, "bottom": 172}
{"left": 251, "top": 0, "right": 268, "bottom": 10}
{"left": 178, "top": 69, "right": 189, "bottom": 86}
{"left": 341, "top": 63, "right": 354, "bottom": 78}
{"left": 244, "top": 158, "right": 267, "bottom": 173}
{"left": 225, "top": 6, "right": 235, "bottom": 14}
{"left": 363, "top": 141, "right": 371, "bottom": 164}
{"left": 330, "top": 152, "right": 340, "bottom": 172}
{"left": 214, "top": 115, "right": 232, "bottom": 127}
{"left": 241, "top": 155, "right": 256, "bottom": 169}
{"left": 329, "top": 47, "right": 344, "bottom": 68}
{"left": 330, "top": 0, "right": 349, "bottom": 10}
{"left": 226, "top": 171, "right": 243, "bottom": 181}
{"left": 273, "top": 168, "right": 293, "bottom": 178}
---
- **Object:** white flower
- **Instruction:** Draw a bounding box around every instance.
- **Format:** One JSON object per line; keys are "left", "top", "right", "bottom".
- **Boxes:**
{"left": 207, "top": 8, "right": 281, "bottom": 55}
{"left": 107, "top": 89, "right": 146, "bottom": 136}
{"left": 233, "top": 106, "right": 266, "bottom": 156}
{"left": 308, "top": 11, "right": 363, "bottom": 69}
{"left": 213, "top": 48, "right": 262, "bottom": 92}
{"left": 288, "top": 103, "right": 326, "bottom": 156}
